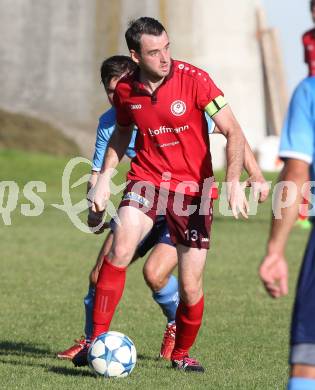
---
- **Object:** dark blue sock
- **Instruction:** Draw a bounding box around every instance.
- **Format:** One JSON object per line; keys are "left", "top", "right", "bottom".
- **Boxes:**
{"left": 84, "top": 285, "right": 95, "bottom": 341}
{"left": 152, "top": 275, "right": 179, "bottom": 323}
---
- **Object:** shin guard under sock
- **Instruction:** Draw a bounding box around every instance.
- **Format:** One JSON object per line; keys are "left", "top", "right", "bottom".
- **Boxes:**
{"left": 171, "top": 295, "right": 204, "bottom": 360}
{"left": 92, "top": 257, "right": 126, "bottom": 339}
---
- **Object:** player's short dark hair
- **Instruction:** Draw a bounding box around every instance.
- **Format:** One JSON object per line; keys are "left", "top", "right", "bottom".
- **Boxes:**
{"left": 100, "top": 55, "right": 137, "bottom": 89}
{"left": 311, "top": 0, "right": 315, "bottom": 10}
{"left": 125, "top": 17, "right": 166, "bottom": 53}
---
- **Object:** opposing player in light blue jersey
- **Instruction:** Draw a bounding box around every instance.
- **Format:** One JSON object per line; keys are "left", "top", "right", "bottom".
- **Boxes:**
{"left": 92, "top": 107, "right": 137, "bottom": 170}
{"left": 260, "top": 77, "right": 315, "bottom": 390}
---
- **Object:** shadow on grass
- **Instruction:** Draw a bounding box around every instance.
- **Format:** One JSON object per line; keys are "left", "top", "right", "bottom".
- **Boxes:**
{"left": 137, "top": 353, "right": 161, "bottom": 362}
{"left": 48, "top": 366, "right": 95, "bottom": 377}
{"left": 0, "top": 343, "right": 165, "bottom": 377}
{"left": 0, "top": 357, "right": 94, "bottom": 378}
{"left": 0, "top": 341, "right": 53, "bottom": 358}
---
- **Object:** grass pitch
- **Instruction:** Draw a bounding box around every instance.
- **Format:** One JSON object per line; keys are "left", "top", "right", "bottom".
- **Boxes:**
{"left": 0, "top": 150, "right": 309, "bottom": 389}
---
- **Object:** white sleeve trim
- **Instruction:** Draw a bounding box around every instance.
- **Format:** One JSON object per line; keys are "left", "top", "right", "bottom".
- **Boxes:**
{"left": 279, "top": 150, "right": 312, "bottom": 164}
{"left": 92, "top": 166, "right": 101, "bottom": 172}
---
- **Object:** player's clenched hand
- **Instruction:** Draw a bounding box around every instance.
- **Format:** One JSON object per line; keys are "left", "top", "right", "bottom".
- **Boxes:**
{"left": 227, "top": 180, "right": 249, "bottom": 219}
{"left": 245, "top": 174, "right": 270, "bottom": 203}
{"left": 87, "top": 209, "right": 109, "bottom": 234}
{"left": 93, "top": 174, "right": 111, "bottom": 213}
{"left": 259, "top": 253, "right": 288, "bottom": 298}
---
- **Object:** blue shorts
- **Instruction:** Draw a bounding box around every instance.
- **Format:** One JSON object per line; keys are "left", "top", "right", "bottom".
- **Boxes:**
{"left": 290, "top": 226, "right": 315, "bottom": 365}
{"left": 109, "top": 215, "right": 175, "bottom": 258}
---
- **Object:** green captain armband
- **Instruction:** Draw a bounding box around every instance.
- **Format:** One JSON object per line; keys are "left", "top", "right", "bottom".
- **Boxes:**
{"left": 205, "top": 96, "right": 227, "bottom": 117}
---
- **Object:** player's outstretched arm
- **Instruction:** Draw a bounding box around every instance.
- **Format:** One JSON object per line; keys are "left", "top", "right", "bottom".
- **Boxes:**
{"left": 212, "top": 105, "right": 247, "bottom": 218}
{"left": 260, "top": 158, "right": 309, "bottom": 298}
{"left": 212, "top": 126, "right": 269, "bottom": 203}
{"left": 93, "top": 123, "right": 133, "bottom": 213}
{"left": 87, "top": 117, "right": 114, "bottom": 232}
{"left": 88, "top": 171, "right": 99, "bottom": 192}
{"left": 243, "top": 138, "right": 270, "bottom": 203}
{"left": 102, "top": 123, "right": 134, "bottom": 172}
{"left": 87, "top": 171, "right": 109, "bottom": 233}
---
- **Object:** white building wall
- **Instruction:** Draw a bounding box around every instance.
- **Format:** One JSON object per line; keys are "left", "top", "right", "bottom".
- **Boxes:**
{"left": 165, "top": 0, "right": 265, "bottom": 168}
{"left": 0, "top": 0, "right": 265, "bottom": 163}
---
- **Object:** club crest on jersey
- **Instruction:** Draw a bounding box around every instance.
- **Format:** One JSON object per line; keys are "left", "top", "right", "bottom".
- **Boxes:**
{"left": 171, "top": 100, "right": 186, "bottom": 116}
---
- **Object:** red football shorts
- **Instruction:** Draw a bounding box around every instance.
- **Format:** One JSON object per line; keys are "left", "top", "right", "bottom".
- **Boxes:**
{"left": 118, "top": 180, "right": 214, "bottom": 249}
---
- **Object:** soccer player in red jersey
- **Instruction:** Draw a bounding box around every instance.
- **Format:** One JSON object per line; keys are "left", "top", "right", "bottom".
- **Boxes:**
{"left": 302, "top": 0, "right": 315, "bottom": 76}
{"left": 91, "top": 17, "right": 251, "bottom": 372}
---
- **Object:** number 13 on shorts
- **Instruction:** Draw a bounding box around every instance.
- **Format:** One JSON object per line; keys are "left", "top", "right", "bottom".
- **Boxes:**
{"left": 184, "top": 229, "right": 199, "bottom": 242}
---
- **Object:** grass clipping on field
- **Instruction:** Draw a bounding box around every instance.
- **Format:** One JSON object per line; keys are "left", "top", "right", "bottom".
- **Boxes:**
{"left": 0, "top": 108, "right": 79, "bottom": 156}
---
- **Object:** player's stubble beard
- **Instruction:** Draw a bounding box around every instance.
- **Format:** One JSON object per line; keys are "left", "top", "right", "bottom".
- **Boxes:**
{"left": 140, "top": 60, "right": 171, "bottom": 84}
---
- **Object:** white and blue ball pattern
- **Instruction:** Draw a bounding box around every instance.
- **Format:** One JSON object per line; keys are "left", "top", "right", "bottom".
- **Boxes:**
{"left": 88, "top": 331, "right": 137, "bottom": 378}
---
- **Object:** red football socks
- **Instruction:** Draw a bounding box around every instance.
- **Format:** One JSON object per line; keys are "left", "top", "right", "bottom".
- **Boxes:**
{"left": 92, "top": 257, "right": 126, "bottom": 339}
{"left": 171, "top": 295, "right": 204, "bottom": 361}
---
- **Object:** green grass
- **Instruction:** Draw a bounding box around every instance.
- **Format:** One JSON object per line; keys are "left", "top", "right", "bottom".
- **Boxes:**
{"left": 0, "top": 150, "right": 310, "bottom": 389}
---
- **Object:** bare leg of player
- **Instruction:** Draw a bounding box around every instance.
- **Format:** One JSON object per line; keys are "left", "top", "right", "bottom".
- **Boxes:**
{"left": 291, "top": 365, "right": 315, "bottom": 379}
{"left": 89, "top": 231, "right": 114, "bottom": 285}
{"left": 89, "top": 240, "right": 179, "bottom": 361}
{"left": 91, "top": 226, "right": 145, "bottom": 287}
{"left": 58, "top": 225, "right": 144, "bottom": 361}
{"left": 143, "top": 243, "right": 177, "bottom": 292}
{"left": 71, "top": 207, "right": 153, "bottom": 367}
{"left": 171, "top": 245, "right": 207, "bottom": 372}
{"left": 92, "top": 206, "right": 153, "bottom": 337}
{"left": 56, "top": 231, "right": 115, "bottom": 360}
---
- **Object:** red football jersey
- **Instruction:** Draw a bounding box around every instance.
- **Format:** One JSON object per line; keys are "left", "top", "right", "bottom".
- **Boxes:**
{"left": 114, "top": 59, "right": 224, "bottom": 195}
{"left": 303, "top": 29, "right": 315, "bottom": 76}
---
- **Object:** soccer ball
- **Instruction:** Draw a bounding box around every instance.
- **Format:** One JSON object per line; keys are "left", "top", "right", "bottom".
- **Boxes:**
{"left": 88, "top": 331, "right": 137, "bottom": 378}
